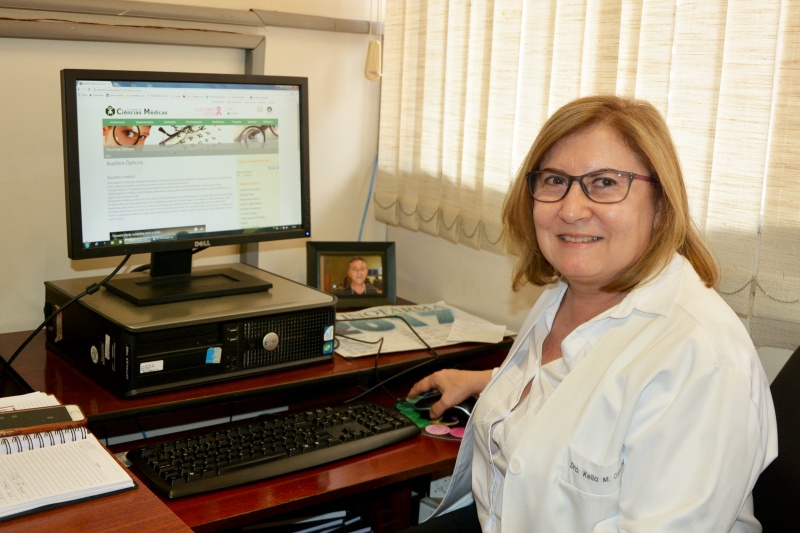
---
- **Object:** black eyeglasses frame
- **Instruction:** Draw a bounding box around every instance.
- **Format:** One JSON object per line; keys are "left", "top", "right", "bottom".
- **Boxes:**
{"left": 525, "top": 168, "right": 656, "bottom": 204}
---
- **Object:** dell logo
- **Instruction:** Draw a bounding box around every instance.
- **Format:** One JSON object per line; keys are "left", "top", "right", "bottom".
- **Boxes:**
{"left": 195, "top": 240, "right": 211, "bottom": 247}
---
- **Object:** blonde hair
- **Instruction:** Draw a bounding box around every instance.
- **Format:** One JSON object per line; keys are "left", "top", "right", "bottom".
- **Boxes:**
{"left": 502, "top": 95, "right": 718, "bottom": 292}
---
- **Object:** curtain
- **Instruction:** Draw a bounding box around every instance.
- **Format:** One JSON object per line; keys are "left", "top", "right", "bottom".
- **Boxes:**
{"left": 373, "top": 0, "right": 800, "bottom": 349}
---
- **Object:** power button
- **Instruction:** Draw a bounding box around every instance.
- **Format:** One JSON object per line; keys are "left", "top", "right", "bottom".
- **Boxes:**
{"left": 262, "top": 332, "right": 279, "bottom": 351}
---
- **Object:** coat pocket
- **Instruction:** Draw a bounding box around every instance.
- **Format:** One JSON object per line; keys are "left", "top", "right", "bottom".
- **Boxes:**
{"left": 560, "top": 446, "right": 624, "bottom": 496}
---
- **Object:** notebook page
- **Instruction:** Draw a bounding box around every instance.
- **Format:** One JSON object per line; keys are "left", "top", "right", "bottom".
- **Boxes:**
{"left": 0, "top": 432, "right": 134, "bottom": 519}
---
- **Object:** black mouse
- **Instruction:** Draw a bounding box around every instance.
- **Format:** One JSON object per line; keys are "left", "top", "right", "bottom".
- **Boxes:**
{"left": 412, "top": 392, "right": 476, "bottom": 423}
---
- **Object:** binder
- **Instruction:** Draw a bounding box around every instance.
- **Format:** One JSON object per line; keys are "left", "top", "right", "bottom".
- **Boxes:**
{"left": 0, "top": 393, "right": 136, "bottom": 521}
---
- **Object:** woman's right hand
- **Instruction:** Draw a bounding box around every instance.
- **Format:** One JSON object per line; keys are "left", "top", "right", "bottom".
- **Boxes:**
{"left": 407, "top": 369, "right": 493, "bottom": 419}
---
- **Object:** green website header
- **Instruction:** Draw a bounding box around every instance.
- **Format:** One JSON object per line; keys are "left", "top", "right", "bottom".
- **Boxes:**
{"left": 103, "top": 118, "right": 279, "bottom": 127}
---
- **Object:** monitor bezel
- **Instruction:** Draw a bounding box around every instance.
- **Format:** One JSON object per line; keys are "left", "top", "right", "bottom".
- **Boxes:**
{"left": 60, "top": 68, "right": 312, "bottom": 261}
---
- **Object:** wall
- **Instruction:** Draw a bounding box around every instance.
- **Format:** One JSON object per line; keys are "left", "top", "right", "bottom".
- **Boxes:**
{"left": 0, "top": 0, "right": 387, "bottom": 334}
{"left": 0, "top": 0, "right": 542, "bottom": 339}
{"left": 390, "top": 229, "right": 542, "bottom": 332}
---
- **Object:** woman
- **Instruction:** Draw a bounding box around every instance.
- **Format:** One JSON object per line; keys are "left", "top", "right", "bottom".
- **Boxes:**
{"left": 407, "top": 95, "right": 777, "bottom": 532}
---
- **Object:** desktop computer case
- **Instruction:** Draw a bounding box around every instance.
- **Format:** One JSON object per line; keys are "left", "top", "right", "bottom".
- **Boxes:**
{"left": 43, "top": 264, "right": 337, "bottom": 397}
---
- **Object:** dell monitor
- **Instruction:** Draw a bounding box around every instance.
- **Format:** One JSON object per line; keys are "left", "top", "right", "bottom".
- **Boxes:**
{"left": 60, "top": 69, "right": 311, "bottom": 305}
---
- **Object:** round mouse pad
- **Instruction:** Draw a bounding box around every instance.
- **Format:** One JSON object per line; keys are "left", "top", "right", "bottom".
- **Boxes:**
{"left": 424, "top": 424, "right": 451, "bottom": 436}
{"left": 449, "top": 427, "right": 465, "bottom": 439}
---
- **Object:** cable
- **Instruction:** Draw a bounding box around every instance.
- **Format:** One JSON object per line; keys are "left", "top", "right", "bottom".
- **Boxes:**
{"left": 339, "top": 315, "right": 440, "bottom": 404}
{"left": 0, "top": 255, "right": 131, "bottom": 381}
{"left": 357, "top": 154, "right": 379, "bottom": 242}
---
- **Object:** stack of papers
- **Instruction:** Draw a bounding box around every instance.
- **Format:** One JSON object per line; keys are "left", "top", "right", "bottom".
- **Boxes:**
{"left": 0, "top": 391, "right": 60, "bottom": 411}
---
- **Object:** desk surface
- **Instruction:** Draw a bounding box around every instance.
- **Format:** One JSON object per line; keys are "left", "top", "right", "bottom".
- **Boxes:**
{"left": 0, "top": 328, "right": 510, "bottom": 531}
{"left": 0, "top": 330, "right": 509, "bottom": 425}
{"left": 1, "top": 462, "right": 192, "bottom": 532}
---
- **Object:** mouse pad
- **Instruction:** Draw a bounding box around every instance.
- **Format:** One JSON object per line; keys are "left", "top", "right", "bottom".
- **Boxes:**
{"left": 396, "top": 392, "right": 469, "bottom": 441}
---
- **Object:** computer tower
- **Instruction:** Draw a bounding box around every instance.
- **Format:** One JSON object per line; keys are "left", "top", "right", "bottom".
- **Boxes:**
{"left": 44, "top": 264, "right": 336, "bottom": 397}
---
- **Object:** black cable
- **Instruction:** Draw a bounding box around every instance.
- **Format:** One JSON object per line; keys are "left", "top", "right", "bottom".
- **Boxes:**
{"left": 0, "top": 255, "right": 131, "bottom": 381}
{"left": 338, "top": 315, "right": 440, "bottom": 404}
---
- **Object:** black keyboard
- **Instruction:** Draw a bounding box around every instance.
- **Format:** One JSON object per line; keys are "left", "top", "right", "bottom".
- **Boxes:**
{"left": 126, "top": 401, "right": 420, "bottom": 498}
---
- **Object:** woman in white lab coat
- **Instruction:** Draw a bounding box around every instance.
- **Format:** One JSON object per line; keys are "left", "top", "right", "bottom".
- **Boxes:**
{"left": 406, "top": 95, "right": 778, "bottom": 532}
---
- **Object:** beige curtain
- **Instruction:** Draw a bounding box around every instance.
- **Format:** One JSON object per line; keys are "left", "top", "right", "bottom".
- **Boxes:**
{"left": 374, "top": 0, "right": 800, "bottom": 349}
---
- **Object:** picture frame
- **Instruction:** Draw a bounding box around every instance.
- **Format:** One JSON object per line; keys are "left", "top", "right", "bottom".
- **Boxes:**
{"left": 306, "top": 241, "right": 396, "bottom": 308}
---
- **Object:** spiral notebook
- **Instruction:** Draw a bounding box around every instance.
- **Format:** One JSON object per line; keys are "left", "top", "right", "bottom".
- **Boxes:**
{"left": 0, "top": 394, "right": 135, "bottom": 521}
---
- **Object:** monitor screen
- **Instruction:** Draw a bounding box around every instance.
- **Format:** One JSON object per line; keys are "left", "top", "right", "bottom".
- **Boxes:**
{"left": 60, "top": 69, "right": 311, "bottom": 305}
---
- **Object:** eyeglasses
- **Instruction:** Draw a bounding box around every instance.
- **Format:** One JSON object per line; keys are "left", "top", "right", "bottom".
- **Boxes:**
{"left": 157, "top": 125, "right": 207, "bottom": 146}
{"left": 526, "top": 168, "right": 656, "bottom": 204}
{"left": 237, "top": 125, "right": 279, "bottom": 148}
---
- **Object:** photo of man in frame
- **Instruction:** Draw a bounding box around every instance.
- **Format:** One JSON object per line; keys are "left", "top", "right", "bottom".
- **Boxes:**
{"left": 340, "top": 256, "right": 380, "bottom": 295}
{"left": 321, "top": 254, "right": 383, "bottom": 296}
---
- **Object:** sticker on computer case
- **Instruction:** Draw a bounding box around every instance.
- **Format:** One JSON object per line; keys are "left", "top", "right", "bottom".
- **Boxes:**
{"left": 206, "top": 347, "right": 222, "bottom": 364}
{"left": 140, "top": 360, "right": 164, "bottom": 374}
{"left": 324, "top": 325, "right": 334, "bottom": 341}
{"left": 323, "top": 341, "right": 334, "bottom": 354}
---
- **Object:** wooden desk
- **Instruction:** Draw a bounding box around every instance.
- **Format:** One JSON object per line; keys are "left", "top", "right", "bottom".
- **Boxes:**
{"left": 0, "top": 330, "right": 508, "bottom": 428}
{"left": 0, "top": 329, "right": 510, "bottom": 531}
{"left": 0, "top": 462, "right": 192, "bottom": 532}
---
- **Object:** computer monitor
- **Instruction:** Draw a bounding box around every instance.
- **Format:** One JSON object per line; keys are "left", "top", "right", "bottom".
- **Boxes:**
{"left": 60, "top": 69, "right": 311, "bottom": 306}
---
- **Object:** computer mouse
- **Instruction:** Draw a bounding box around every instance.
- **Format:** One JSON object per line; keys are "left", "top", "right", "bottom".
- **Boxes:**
{"left": 411, "top": 392, "right": 476, "bottom": 423}
{"left": 449, "top": 396, "right": 477, "bottom": 419}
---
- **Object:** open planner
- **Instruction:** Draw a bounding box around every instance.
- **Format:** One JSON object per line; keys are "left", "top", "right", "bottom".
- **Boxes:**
{"left": 0, "top": 392, "right": 135, "bottom": 521}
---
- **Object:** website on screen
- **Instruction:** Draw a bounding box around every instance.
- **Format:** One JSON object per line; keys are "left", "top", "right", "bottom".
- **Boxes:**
{"left": 74, "top": 79, "right": 304, "bottom": 249}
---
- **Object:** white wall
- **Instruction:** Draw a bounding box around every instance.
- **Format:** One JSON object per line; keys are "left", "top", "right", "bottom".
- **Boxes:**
{"left": 389, "top": 228, "right": 543, "bottom": 333}
{"left": 0, "top": 0, "right": 540, "bottom": 338}
{"left": 0, "top": 0, "right": 387, "bottom": 333}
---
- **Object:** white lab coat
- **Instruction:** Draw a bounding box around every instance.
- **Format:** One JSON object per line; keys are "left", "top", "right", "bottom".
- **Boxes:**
{"left": 432, "top": 254, "right": 778, "bottom": 532}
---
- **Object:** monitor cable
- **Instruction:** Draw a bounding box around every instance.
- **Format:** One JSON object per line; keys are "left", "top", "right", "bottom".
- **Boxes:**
{"left": 357, "top": 154, "right": 379, "bottom": 242}
{"left": 0, "top": 255, "right": 131, "bottom": 382}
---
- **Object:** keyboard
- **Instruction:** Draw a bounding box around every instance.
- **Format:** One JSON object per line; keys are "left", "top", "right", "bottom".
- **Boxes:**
{"left": 126, "top": 401, "right": 420, "bottom": 498}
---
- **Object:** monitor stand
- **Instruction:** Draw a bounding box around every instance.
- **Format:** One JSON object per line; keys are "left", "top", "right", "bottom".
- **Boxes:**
{"left": 104, "top": 249, "right": 272, "bottom": 306}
